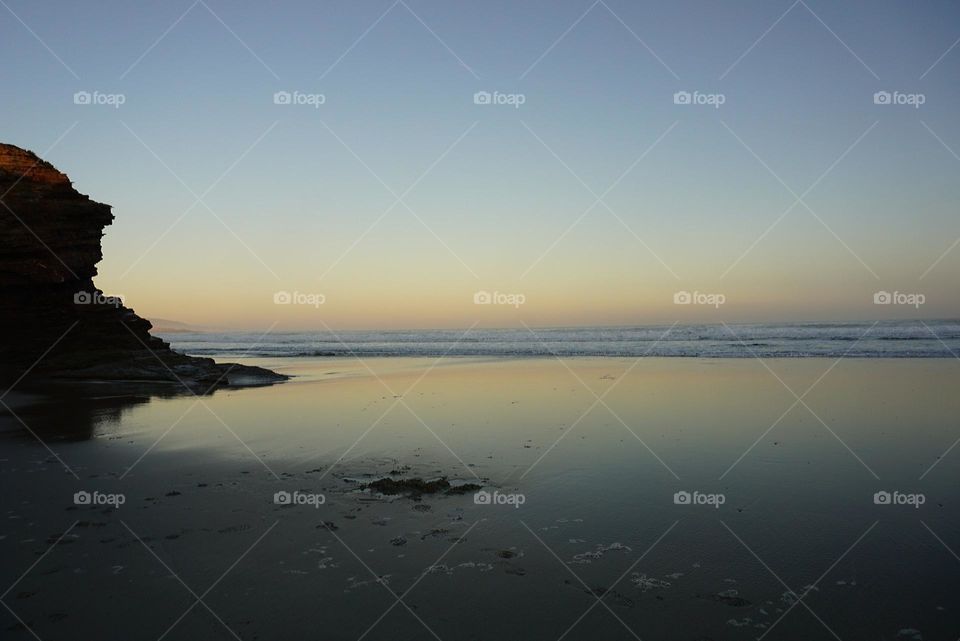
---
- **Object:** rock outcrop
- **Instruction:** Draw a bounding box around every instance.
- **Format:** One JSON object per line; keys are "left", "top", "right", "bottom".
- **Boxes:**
{"left": 0, "top": 143, "right": 286, "bottom": 391}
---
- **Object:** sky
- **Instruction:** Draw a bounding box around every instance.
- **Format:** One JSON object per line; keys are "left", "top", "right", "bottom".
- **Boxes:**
{"left": 2, "top": 0, "right": 959, "bottom": 330}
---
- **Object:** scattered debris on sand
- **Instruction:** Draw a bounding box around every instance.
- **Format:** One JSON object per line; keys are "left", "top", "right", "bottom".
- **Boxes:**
{"left": 364, "top": 477, "right": 482, "bottom": 499}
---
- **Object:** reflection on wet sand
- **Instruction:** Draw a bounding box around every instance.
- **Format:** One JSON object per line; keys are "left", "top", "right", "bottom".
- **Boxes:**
{"left": 1, "top": 357, "right": 958, "bottom": 640}
{"left": 2, "top": 380, "right": 225, "bottom": 441}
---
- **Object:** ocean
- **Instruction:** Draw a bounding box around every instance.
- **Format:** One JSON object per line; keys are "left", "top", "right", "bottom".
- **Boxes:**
{"left": 159, "top": 319, "right": 960, "bottom": 359}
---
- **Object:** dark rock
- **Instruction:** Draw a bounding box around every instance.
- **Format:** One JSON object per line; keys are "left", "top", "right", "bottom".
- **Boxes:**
{"left": 0, "top": 143, "right": 286, "bottom": 391}
{"left": 364, "top": 476, "right": 482, "bottom": 498}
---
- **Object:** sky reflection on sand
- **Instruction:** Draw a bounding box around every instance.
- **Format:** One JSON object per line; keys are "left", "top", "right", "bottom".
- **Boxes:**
{"left": 1, "top": 358, "right": 958, "bottom": 639}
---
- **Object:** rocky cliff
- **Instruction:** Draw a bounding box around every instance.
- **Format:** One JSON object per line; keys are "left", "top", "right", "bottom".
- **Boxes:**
{"left": 0, "top": 143, "right": 286, "bottom": 391}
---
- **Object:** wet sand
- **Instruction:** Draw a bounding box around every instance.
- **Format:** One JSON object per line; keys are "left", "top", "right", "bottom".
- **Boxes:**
{"left": 1, "top": 357, "right": 958, "bottom": 640}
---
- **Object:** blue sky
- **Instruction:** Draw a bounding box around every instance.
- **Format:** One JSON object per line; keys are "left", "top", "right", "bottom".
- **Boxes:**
{"left": 3, "top": 0, "right": 959, "bottom": 328}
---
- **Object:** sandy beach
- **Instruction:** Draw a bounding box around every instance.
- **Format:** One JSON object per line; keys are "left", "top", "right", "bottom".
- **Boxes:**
{"left": 2, "top": 357, "right": 957, "bottom": 640}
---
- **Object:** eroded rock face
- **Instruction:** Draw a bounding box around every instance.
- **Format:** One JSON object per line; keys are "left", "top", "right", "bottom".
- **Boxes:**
{"left": 0, "top": 143, "right": 285, "bottom": 390}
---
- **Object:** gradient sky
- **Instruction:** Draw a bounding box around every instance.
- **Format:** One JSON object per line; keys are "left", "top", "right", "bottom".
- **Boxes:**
{"left": 3, "top": 0, "right": 959, "bottom": 329}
